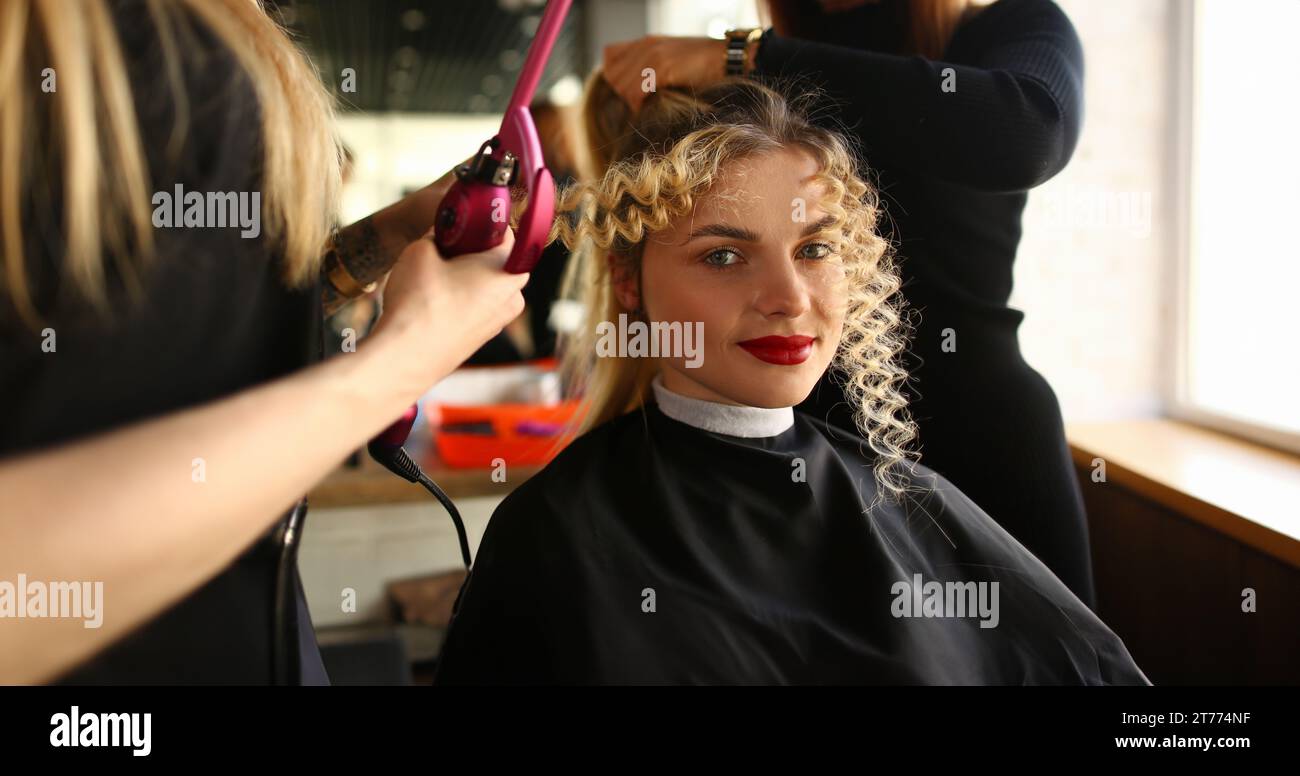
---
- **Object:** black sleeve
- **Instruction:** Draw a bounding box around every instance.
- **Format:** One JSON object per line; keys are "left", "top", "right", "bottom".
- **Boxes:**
{"left": 754, "top": 0, "right": 1084, "bottom": 193}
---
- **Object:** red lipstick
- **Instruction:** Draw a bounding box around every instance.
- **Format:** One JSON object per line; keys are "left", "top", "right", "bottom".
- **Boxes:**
{"left": 737, "top": 335, "right": 815, "bottom": 365}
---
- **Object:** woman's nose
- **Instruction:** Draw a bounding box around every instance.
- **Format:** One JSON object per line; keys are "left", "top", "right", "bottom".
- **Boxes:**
{"left": 752, "top": 257, "right": 811, "bottom": 319}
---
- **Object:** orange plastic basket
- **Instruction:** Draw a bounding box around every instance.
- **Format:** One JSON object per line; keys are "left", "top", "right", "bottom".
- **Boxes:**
{"left": 427, "top": 401, "right": 583, "bottom": 468}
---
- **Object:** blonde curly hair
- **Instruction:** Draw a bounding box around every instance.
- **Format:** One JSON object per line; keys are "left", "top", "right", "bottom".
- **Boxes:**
{"left": 548, "top": 74, "right": 918, "bottom": 503}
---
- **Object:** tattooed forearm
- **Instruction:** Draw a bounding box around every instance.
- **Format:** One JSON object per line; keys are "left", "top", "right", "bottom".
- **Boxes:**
{"left": 321, "top": 273, "right": 345, "bottom": 317}
{"left": 333, "top": 216, "right": 389, "bottom": 285}
{"left": 320, "top": 216, "right": 391, "bottom": 316}
{"left": 319, "top": 172, "right": 461, "bottom": 316}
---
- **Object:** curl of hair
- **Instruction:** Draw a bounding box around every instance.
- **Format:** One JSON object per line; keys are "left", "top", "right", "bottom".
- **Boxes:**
{"left": 549, "top": 75, "right": 920, "bottom": 506}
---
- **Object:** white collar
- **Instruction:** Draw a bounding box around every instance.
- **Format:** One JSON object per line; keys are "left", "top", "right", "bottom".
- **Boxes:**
{"left": 650, "top": 373, "right": 795, "bottom": 439}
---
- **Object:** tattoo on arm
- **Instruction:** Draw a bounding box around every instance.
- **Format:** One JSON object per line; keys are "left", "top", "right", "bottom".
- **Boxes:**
{"left": 320, "top": 216, "right": 391, "bottom": 317}
{"left": 321, "top": 273, "right": 345, "bottom": 317}
{"left": 334, "top": 217, "right": 388, "bottom": 285}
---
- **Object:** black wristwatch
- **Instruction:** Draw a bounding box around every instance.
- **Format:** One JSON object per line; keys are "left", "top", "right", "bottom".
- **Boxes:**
{"left": 724, "top": 27, "right": 764, "bottom": 76}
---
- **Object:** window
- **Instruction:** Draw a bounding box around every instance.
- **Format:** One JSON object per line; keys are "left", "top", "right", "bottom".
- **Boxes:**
{"left": 1174, "top": 0, "right": 1300, "bottom": 453}
{"left": 648, "top": 0, "right": 761, "bottom": 38}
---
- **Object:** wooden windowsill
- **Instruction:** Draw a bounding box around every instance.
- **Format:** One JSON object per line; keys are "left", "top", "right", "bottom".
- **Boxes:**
{"left": 1067, "top": 419, "right": 1300, "bottom": 568}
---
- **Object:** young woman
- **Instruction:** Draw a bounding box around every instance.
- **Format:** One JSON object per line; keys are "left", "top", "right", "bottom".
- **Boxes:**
{"left": 600, "top": 0, "right": 1098, "bottom": 612}
{"left": 431, "top": 78, "right": 1145, "bottom": 685}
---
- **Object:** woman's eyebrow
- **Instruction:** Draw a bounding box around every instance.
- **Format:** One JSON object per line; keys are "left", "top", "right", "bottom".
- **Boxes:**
{"left": 685, "top": 223, "right": 761, "bottom": 242}
{"left": 801, "top": 214, "right": 838, "bottom": 236}
{"left": 684, "top": 214, "right": 839, "bottom": 243}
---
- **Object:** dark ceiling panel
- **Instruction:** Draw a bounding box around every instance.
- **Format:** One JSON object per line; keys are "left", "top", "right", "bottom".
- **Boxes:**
{"left": 272, "top": 0, "right": 586, "bottom": 114}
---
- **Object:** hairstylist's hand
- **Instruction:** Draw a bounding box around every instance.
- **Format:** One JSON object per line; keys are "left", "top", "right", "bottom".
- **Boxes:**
{"left": 369, "top": 228, "right": 528, "bottom": 389}
{"left": 602, "top": 35, "right": 727, "bottom": 113}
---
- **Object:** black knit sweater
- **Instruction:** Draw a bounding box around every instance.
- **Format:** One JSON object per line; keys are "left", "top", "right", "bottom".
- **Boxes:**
{"left": 756, "top": 0, "right": 1097, "bottom": 607}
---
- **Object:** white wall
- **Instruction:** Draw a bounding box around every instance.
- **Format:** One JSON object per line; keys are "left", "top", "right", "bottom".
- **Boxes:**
{"left": 1012, "top": 0, "right": 1175, "bottom": 422}
{"left": 336, "top": 113, "right": 502, "bottom": 224}
{"left": 300, "top": 497, "right": 500, "bottom": 628}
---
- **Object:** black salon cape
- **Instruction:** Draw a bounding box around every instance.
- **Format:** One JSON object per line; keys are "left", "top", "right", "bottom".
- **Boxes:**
{"left": 432, "top": 404, "right": 1149, "bottom": 685}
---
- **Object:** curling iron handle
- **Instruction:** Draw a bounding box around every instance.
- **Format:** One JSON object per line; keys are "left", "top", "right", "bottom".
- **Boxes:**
{"left": 374, "top": 404, "right": 419, "bottom": 450}
{"left": 433, "top": 176, "right": 510, "bottom": 259}
{"left": 432, "top": 167, "right": 554, "bottom": 274}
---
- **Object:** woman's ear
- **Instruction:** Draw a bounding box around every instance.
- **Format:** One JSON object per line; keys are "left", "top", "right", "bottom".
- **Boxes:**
{"left": 607, "top": 253, "right": 641, "bottom": 312}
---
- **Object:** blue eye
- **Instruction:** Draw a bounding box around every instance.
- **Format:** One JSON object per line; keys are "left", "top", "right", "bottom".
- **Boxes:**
{"left": 799, "top": 242, "right": 834, "bottom": 260}
{"left": 703, "top": 248, "right": 742, "bottom": 268}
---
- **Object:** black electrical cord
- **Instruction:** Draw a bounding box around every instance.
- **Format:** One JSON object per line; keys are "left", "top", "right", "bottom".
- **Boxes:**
{"left": 367, "top": 442, "right": 473, "bottom": 570}
{"left": 271, "top": 497, "right": 308, "bottom": 686}
{"left": 271, "top": 447, "right": 468, "bottom": 686}
{"left": 417, "top": 471, "right": 472, "bottom": 570}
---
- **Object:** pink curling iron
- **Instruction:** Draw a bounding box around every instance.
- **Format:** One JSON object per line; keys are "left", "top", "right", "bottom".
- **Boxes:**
{"left": 432, "top": 0, "right": 569, "bottom": 272}
{"left": 369, "top": 2, "right": 572, "bottom": 566}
